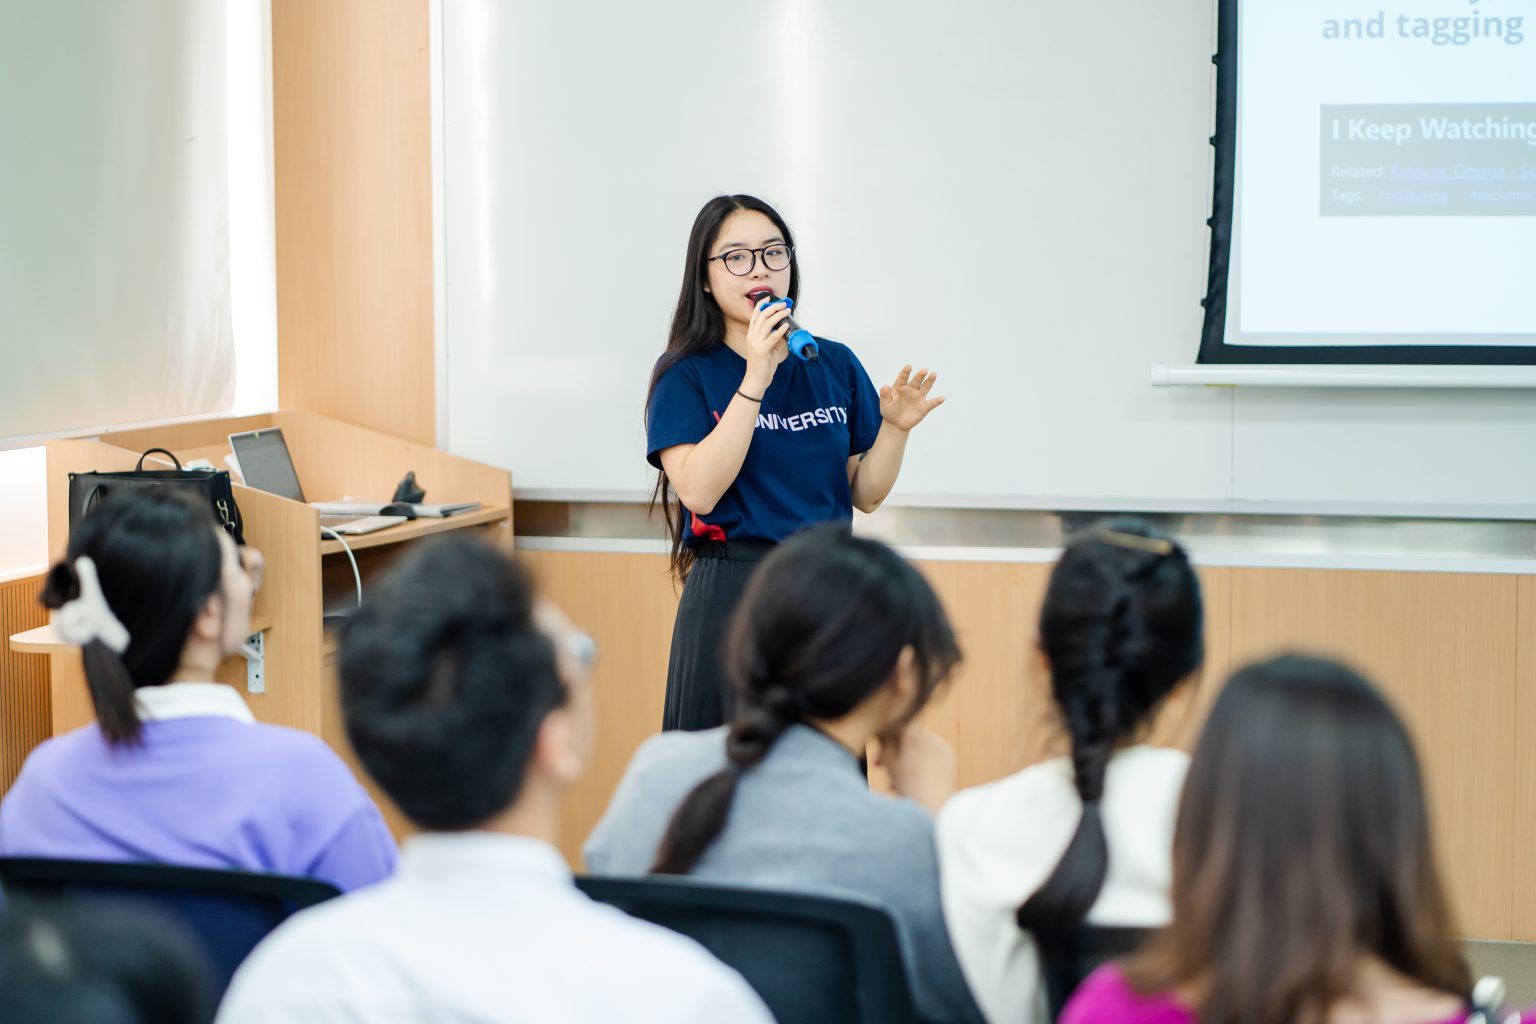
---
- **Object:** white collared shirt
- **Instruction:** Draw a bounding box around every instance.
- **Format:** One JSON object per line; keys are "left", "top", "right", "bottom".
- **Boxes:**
{"left": 936, "top": 745, "right": 1190, "bottom": 1024}
{"left": 134, "top": 681, "right": 256, "bottom": 723}
{"left": 216, "top": 832, "right": 773, "bottom": 1024}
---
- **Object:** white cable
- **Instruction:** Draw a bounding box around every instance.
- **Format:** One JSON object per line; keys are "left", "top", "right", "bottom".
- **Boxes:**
{"left": 321, "top": 527, "right": 363, "bottom": 606}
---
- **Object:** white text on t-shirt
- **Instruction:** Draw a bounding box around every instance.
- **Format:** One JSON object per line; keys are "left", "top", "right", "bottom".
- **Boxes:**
{"left": 755, "top": 406, "right": 849, "bottom": 432}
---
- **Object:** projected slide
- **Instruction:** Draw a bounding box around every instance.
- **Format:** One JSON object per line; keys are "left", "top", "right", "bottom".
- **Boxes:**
{"left": 1320, "top": 103, "right": 1536, "bottom": 216}
{"left": 1227, "top": 0, "right": 1535, "bottom": 349}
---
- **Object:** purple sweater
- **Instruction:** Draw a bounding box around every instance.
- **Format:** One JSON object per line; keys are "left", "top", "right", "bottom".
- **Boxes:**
{"left": 0, "top": 706, "right": 397, "bottom": 892}
{"left": 1063, "top": 966, "right": 1482, "bottom": 1024}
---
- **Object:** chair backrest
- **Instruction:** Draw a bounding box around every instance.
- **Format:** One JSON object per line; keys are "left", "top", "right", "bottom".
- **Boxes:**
{"left": 0, "top": 857, "right": 341, "bottom": 996}
{"left": 577, "top": 875, "right": 919, "bottom": 1024}
{"left": 1033, "top": 925, "right": 1153, "bottom": 1021}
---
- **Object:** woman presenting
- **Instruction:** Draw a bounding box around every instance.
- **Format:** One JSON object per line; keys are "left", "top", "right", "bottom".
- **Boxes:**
{"left": 646, "top": 194, "right": 945, "bottom": 731}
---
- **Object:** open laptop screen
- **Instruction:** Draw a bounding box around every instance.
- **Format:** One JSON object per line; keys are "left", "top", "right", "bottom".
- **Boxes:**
{"left": 229, "top": 428, "right": 307, "bottom": 503}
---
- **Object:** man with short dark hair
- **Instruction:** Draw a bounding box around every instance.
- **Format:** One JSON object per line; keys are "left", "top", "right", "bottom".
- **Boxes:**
{"left": 217, "top": 536, "right": 770, "bottom": 1023}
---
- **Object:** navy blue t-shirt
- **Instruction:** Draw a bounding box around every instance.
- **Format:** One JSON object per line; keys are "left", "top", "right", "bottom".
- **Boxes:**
{"left": 646, "top": 339, "right": 882, "bottom": 546}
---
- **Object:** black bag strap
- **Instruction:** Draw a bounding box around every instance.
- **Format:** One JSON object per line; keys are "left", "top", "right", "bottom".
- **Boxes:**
{"left": 78, "top": 480, "right": 107, "bottom": 520}
{"left": 135, "top": 448, "right": 183, "bottom": 472}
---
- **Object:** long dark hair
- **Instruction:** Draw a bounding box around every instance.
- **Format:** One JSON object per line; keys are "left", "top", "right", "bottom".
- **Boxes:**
{"left": 1015, "top": 519, "right": 1203, "bottom": 934}
{"left": 646, "top": 194, "right": 801, "bottom": 582}
{"left": 1125, "top": 655, "right": 1471, "bottom": 1024}
{"left": 650, "top": 526, "right": 960, "bottom": 875}
{"left": 38, "top": 489, "right": 225, "bottom": 746}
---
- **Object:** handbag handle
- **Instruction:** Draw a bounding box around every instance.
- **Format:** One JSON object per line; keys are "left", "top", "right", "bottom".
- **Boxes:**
{"left": 135, "top": 448, "right": 184, "bottom": 472}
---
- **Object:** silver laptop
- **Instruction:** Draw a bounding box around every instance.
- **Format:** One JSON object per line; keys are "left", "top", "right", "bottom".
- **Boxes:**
{"left": 227, "top": 428, "right": 405, "bottom": 536}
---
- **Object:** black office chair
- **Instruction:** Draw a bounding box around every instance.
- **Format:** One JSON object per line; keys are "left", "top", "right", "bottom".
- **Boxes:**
{"left": 1033, "top": 925, "right": 1153, "bottom": 1021}
{"left": 577, "top": 875, "right": 920, "bottom": 1024}
{"left": 0, "top": 857, "right": 341, "bottom": 997}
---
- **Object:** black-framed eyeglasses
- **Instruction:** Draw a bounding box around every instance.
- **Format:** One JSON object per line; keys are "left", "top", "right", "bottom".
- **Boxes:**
{"left": 708, "top": 244, "right": 794, "bottom": 277}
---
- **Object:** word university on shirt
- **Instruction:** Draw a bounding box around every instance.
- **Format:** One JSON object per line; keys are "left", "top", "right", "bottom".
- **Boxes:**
{"left": 755, "top": 406, "right": 849, "bottom": 432}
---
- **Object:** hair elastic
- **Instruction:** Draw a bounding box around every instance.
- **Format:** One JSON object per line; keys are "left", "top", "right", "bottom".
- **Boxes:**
{"left": 1097, "top": 530, "right": 1174, "bottom": 556}
{"left": 52, "top": 557, "right": 131, "bottom": 654}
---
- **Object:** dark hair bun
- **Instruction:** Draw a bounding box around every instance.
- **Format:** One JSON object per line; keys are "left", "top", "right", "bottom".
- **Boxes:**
{"left": 39, "top": 558, "right": 82, "bottom": 611}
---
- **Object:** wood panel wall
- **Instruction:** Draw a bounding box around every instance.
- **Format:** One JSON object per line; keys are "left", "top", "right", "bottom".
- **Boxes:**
{"left": 1227, "top": 569, "right": 1521, "bottom": 939}
{"left": 271, "top": 0, "right": 435, "bottom": 444}
{"left": 525, "top": 552, "right": 681, "bottom": 866}
{"left": 0, "top": 575, "right": 49, "bottom": 792}
{"left": 1515, "top": 577, "right": 1536, "bottom": 933}
{"left": 526, "top": 549, "right": 1536, "bottom": 942}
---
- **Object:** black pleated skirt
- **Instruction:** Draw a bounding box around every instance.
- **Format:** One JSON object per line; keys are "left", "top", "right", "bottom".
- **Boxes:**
{"left": 661, "top": 540, "right": 774, "bottom": 731}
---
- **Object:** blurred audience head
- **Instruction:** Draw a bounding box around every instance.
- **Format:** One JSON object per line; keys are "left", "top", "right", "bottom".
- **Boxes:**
{"left": 0, "top": 896, "right": 215, "bottom": 1024}
{"left": 40, "top": 488, "right": 256, "bottom": 746}
{"left": 339, "top": 535, "right": 592, "bottom": 831}
{"left": 1127, "top": 653, "right": 1470, "bottom": 1024}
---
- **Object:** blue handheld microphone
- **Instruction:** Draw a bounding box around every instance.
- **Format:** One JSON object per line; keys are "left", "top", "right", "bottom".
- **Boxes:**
{"left": 756, "top": 292, "right": 819, "bottom": 362}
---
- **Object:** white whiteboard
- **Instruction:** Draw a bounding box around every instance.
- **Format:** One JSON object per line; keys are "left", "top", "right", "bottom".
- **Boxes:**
{"left": 0, "top": 0, "right": 235, "bottom": 443}
{"left": 441, "top": 0, "right": 1536, "bottom": 514}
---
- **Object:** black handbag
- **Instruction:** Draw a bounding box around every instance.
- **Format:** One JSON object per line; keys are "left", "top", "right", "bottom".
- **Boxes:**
{"left": 68, "top": 447, "right": 246, "bottom": 545}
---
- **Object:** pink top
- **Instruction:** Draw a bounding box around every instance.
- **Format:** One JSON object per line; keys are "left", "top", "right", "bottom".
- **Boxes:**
{"left": 1059, "top": 967, "right": 1196, "bottom": 1024}
{"left": 1062, "top": 965, "right": 1483, "bottom": 1024}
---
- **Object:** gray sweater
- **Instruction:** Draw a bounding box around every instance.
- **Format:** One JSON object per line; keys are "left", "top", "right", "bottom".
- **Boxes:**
{"left": 583, "top": 725, "right": 985, "bottom": 1024}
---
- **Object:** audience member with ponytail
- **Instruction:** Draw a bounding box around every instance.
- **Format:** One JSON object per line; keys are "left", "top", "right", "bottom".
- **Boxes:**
{"left": 0, "top": 489, "right": 395, "bottom": 891}
{"left": 584, "top": 525, "right": 985, "bottom": 1023}
{"left": 936, "top": 519, "right": 1203, "bottom": 1024}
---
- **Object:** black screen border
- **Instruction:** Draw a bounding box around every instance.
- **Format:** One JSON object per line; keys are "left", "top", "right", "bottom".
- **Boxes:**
{"left": 1197, "top": 0, "right": 1536, "bottom": 366}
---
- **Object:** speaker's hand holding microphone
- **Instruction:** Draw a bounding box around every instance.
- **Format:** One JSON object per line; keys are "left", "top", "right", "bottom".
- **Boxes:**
{"left": 741, "top": 290, "right": 792, "bottom": 395}
{"left": 748, "top": 288, "right": 819, "bottom": 360}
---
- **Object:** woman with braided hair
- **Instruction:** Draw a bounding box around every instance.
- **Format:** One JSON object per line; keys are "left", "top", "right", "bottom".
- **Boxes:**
{"left": 584, "top": 525, "right": 985, "bottom": 1023}
{"left": 935, "top": 520, "right": 1203, "bottom": 1024}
